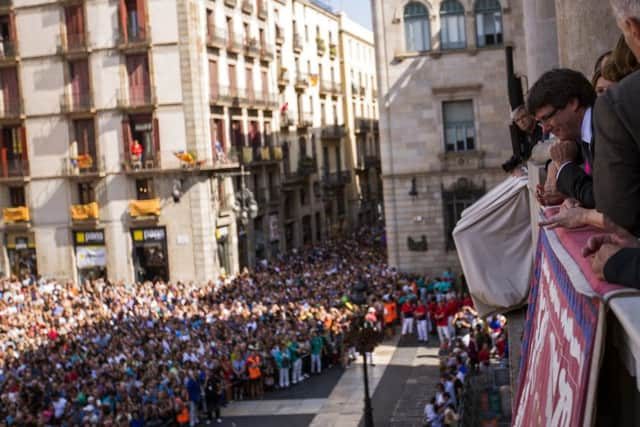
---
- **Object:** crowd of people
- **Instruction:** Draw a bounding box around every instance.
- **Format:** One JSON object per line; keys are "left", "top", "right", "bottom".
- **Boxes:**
{"left": 501, "top": 0, "right": 640, "bottom": 288}
{"left": 0, "top": 229, "right": 418, "bottom": 427}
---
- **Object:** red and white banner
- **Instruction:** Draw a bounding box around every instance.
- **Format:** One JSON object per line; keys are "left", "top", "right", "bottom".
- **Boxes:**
{"left": 513, "top": 228, "right": 605, "bottom": 427}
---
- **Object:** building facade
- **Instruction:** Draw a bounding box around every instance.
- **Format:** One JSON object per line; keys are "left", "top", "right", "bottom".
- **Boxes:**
{"left": 0, "top": 0, "right": 379, "bottom": 283}
{"left": 339, "top": 13, "right": 381, "bottom": 228}
{"left": 371, "top": 0, "right": 527, "bottom": 275}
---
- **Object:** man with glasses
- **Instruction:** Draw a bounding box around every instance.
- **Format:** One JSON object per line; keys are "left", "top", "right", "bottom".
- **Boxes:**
{"left": 527, "top": 68, "right": 597, "bottom": 208}
{"left": 501, "top": 105, "right": 543, "bottom": 173}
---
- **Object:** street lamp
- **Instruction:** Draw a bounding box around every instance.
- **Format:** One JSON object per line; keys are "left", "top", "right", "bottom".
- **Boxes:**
{"left": 232, "top": 165, "right": 258, "bottom": 226}
{"left": 349, "top": 281, "right": 377, "bottom": 427}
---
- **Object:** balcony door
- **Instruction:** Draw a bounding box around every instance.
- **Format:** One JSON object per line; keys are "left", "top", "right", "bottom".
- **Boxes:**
{"left": 228, "top": 63, "right": 237, "bottom": 95}
{"left": 74, "top": 119, "right": 96, "bottom": 172}
{"left": 0, "top": 67, "right": 19, "bottom": 116}
{"left": 0, "top": 14, "right": 15, "bottom": 57}
{"left": 209, "top": 59, "right": 218, "bottom": 100}
{"left": 64, "top": 5, "right": 85, "bottom": 48}
{"left": 0, "top": 126, "right": 26, "bottom": 176}
{"left": 126, "top": 54, "right": 150, "bottom": 106}
{"left": 70, "top": 60, "right": 90, "bottom": 109}
{"left": 120, "top": 0, "right": 146, "bottom": 41}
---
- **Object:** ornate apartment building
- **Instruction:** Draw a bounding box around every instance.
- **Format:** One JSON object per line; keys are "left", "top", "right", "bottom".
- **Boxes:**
{"left": 0, "top": 0, "right": 379, "bottom": 283}
{"left": 371, "top": 0, "right": 527, "bottom": 274}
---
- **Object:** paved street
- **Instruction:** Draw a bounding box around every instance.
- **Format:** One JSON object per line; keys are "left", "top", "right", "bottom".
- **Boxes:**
{"left": 212, "top": 332, "right": 441, "bottom": 427}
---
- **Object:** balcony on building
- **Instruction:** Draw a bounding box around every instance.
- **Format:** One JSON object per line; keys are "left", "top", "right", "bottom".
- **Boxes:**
{"left": 260, "top": 42, "right": 274, "bottom": 62}
{"left": 280, "top": 111, "right": 293, "bottom": 129}
{"left": 64, "top": 152, "right": 105, "bottom": 181}
{"left": 129, "top": 198, "right": 160, "bottom": 218}
{"left": 70, "top": 201, "right": 99, "bottom": 226}
{"left": 117, "top": 25, "right": 150, "bottom": 52}
{"left": 330, "top": 80, "right": 341, "bottom": 96}
{"left": 0, "top": 128, "right": 28, "bottom": 183}
{"left": 321, "top": 124, "right": 345, "bottom": 140}
{"left": 319, "top": 79, "right": 333, "bottom": 96}
{"left": 3, "top": 206, "right": 29, "bottom": 225}
{"left": 295, "top": 72, "right": 309, "bottom": 91}
{"left": 257, "top": 0, "right": 267, "bottom": 20}
{"left": 297, "top": 156, "right": 317, "bottom": 177}
{"left": 60, "top": 92, "right": 94, "bottom": 116}
{"left": 0, "top": 98, "right": 22, "bottom": 121}
{"left": 117, "top": 85, "right": 156, "bottom": 112}
{"left": 354, "top": 117, "right": 371, "bottom": 134}
{"left": 269, "top": 184, "right": 281, "bottom": 205}
{"left": 293, "top": 32, "right": 303, "bottom": 53}
{"left": 210, "top": 84, "right": 232, "bottom": 105}
{"left": 277, "top": 67, "right": 289, "bottom": 87}
{"left": 227, "top": 31, "right": 243, "bottom": 53}
{"left": 329, "top": 42, "right": 337, "bottom": 59}
{"left": 224, "top": 0, "right": 237, "bottom": 7}
{"left": 0, "top": 38, "right": 17, "bottom": 64}
{"left": 241, "top": 0, "right": 254, "bottom": 14}
{"left": 57, "top": 31, "right": 90, "bottom": 58}
{"left": 206, "top": 27, "right": 227, "bottom": 49}
{"left": 122, "top": 118, "right": 161, "bottom": 173}
{"left": 230, "top": 85, "right": 248, "bottom": 107}
{"left": 297, "top": 112, "right": 313, "bottom": 129}
{"left": 316, "top": 37, "right": 326, "bottom": 56}
{"left": 275, "top": 25, "right": 285, "bottom": 45}
{"left": 244, "top": 37, "right": 260, "bottom": 58}
{"left": 323, "top": 170, "right": 351, "bottom": 188}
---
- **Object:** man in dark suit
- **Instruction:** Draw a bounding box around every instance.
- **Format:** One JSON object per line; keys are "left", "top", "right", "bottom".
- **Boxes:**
{"left": 527, "top": 69, "right": 597, "bottom": 208}
{"left": 581, "top": 0, "right": 640, "bottom": 286}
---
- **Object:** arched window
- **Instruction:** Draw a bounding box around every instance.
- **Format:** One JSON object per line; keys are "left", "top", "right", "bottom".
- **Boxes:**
{"left": 440, "top": 0, "right": 466, "bottom": 50}
{"left": 404, "top": 2, "right": 430, "bottom": 52}
{"left": 475, "top": 0, "right": 502, "bottom": 47}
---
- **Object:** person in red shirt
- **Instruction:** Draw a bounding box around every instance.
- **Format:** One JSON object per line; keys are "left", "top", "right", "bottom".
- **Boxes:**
{"left": 461, "top": 292, "right": 473, "bottom": 309}
{"left": 435, "top": 301, "right": 450, "bottom": 345}
{"left": 427, "top": 297, "right": 438, "bottom": 338}
{"left": 445, "top": 297, "right": 459, "bottom": 339}
{"left": 415, "top": 301, "right": 428, "bottom": 342}
{"left": 401, "top": 299, "right": 415, "bottom": 336}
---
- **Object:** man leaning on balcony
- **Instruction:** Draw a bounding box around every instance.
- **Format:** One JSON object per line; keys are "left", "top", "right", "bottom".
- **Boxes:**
{"left": 565, "top": 0, "right": 640, "bottom": 288}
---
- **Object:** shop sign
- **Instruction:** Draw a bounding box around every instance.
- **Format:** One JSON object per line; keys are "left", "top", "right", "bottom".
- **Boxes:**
{"left": 74, "top": 230, "right": 105, "bottom": 246}
{"left": 133, "top": 228, "right": 166, "bottom": 242}
{"left": 15, "top": 237, "right": 28, "bottom": 250}
{"left": 76, "top": 246, "right": 107, "bottom": 269}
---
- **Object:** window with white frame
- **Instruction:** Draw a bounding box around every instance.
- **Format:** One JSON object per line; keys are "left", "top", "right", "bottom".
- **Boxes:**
{"left": 404, "top": 2, "right": 430, "bottom": 52}
{"left": 443, "top": 100, "right": 475, "bottom": 152}
{"left": 475, "top": 0, "right": 503, "bottom": 47}
{"left": 440, "top": 0, "right": 466, "bottom": 50}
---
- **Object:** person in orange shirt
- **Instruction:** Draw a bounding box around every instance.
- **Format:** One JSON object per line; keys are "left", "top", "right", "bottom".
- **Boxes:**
{"left": 176, "top": 398, "right": 189, "bottom": 426}
{"left": 246, "top": 350, "right": 262, "bottom": 399}
{"left": 383, "top": 297, "right": 397, "bottom": 338}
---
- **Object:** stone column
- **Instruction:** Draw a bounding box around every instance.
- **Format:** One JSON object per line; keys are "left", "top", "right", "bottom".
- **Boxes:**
{"left": 554, "top": 0, "right": 619, "bottom": 77}
{"left": 522, "top": 0, "right": 559, "bottom": 84}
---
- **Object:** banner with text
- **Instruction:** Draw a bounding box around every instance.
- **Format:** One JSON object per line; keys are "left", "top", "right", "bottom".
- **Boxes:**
{"left": 513, "top": 230, "right": 603, "bottom": 427}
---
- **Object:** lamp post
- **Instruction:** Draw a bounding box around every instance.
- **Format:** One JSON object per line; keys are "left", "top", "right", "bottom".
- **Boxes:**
{"left": 350, "top": 281, "right": 376, "bottom": 427}
{"left": 232, "top": 165, "right": 258, "bottom": 266}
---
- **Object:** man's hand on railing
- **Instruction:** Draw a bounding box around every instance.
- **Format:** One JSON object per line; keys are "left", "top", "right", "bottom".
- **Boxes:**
{"left": 582, "top": 229, "right": 640, "bottom": 281}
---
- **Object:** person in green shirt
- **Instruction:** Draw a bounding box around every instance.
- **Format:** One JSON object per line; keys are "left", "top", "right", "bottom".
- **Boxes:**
{"left": 310, "top": 331, "right": 324, "bottom": 374}
{"left": 288, "top": 337, "right": 302, "bottom": 384}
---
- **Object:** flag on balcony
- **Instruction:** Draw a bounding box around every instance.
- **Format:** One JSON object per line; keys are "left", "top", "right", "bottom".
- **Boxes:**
{"left": 70, "top": 202, "right": 99, "bottom": 220}
{"left": 280, "top": 102, "right": 288, "bottom": 113}
{"left": 3, "top": 206, "right": 30, "bottom": 223}
{"left": 173, "top": 150, "right": 196, "bottom": 166}
{"left": 76, "top": 153, "right": 93, "bottom": 169}
{"left": 129, "top": 199, "right": 161, "bottom": 217}
{"left": 309, "top": 74, "right": 319, "bottom": 86}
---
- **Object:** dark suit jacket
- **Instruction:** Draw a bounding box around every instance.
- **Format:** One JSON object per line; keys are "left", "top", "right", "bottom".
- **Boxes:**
{"left": 593, "top": 70, "right": 640, "bottom": 236}
{"left": 604, "top": 248, "right": 640, "bottom": 288}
